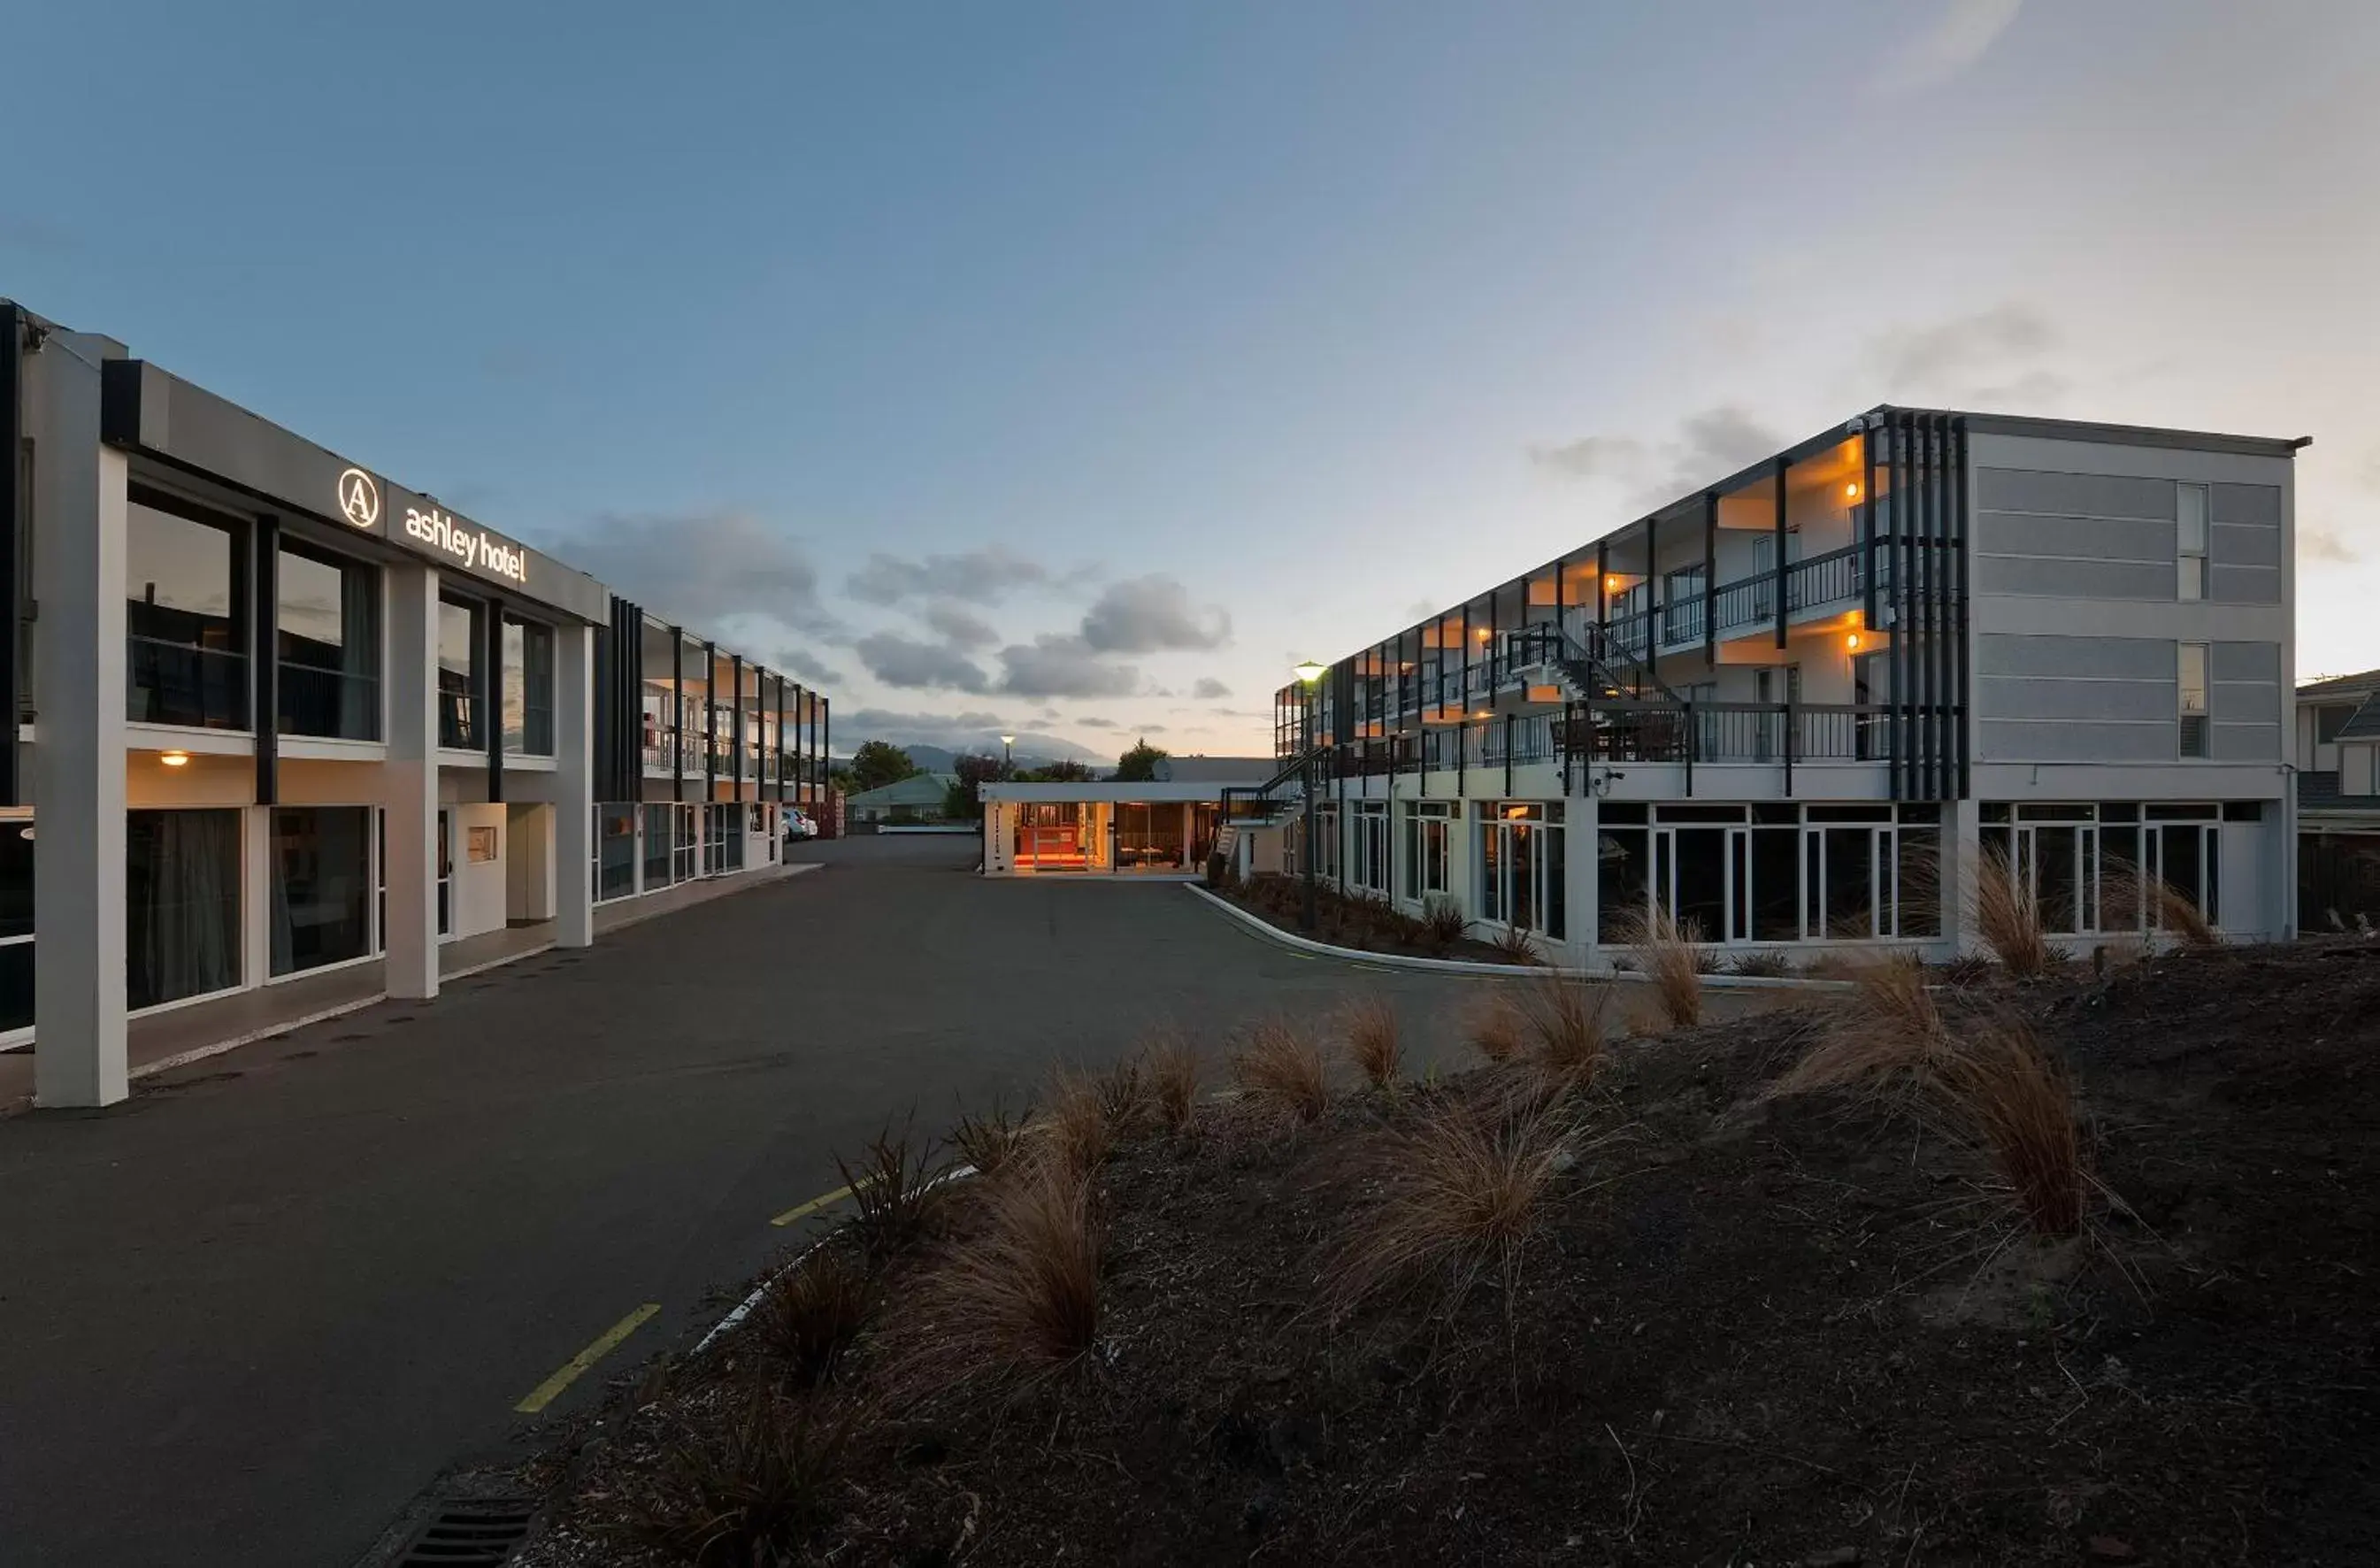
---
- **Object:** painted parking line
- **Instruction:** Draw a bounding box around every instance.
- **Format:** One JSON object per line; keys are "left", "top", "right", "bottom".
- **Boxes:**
{"left": 513, "top": 1303, "right": 662, "bottom": 1414}
{"left": 769, "top": 1184, "right": 855, "bottom": 1228}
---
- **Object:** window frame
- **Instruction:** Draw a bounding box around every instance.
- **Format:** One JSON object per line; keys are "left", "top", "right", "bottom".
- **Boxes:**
{"left": 2177, "top": 481, "right": 2209, "bottom": 603}
{"left": 2177, "top": 641, "right": 2211, "bottom": 759}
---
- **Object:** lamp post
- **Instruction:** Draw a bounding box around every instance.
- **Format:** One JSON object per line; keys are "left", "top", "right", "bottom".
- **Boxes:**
{"left": 998, "top": 732, "right": 1016, "bottom": 776}
{"left": 1294, "top": 660, "right": 1327, "bottom": 931}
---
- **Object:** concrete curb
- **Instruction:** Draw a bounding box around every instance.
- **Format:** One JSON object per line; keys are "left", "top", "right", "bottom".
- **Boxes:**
{"left": 1182, "top": 882, "right": 1856, "bottom": 992}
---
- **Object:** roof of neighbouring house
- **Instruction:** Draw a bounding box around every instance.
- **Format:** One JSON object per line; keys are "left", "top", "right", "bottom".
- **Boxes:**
{"left": 845, "top": 772, "right": 958, "bottom": 808}
{"left": 2298, "top": 668, "right": 2380, "bottom": 699}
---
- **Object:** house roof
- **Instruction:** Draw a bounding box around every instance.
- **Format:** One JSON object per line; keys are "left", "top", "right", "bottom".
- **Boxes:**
{"left": 846, "top": 772, "right": 957, "bottom": 808}
{"left": 2298, "top": 668, "right": 2380, "bottom": 699}
{"left": 2338, "top": 697, "right": 2380, "bottom": 741}
{"left": 1151, "top": 755, "right": 1277, "bottom": 784}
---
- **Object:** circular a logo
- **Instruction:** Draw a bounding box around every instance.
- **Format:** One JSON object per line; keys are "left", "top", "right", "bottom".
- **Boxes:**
{"left": 336, "top": 467, "right": 381, "bottom": 529}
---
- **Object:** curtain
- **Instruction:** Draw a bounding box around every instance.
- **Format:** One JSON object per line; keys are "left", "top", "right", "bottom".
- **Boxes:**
{"left": 128, "top": 810, "right": 241, "bottom": 1010}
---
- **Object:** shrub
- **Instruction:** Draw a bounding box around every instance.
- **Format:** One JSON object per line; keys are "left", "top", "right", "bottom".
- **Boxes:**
{"left": 1616, "top": 905, "right": 1704, "bottom": 1028}
{"left": 1511, "top": 972, "right": 1610, "bottom": 1080}
{"left": 950, "top": 1100, "right": 1032, "bottom": 1176}
{"left": 1464, "top": 988, "right": 1526, "bottom": 1064}
{"left": 1231, "top": 1018, "right": 1332, "bottom": 1124}
{"left": 1142, "top": 1030, "right": 1202, "bottom": 1132}
{"left": 1423, "top": 895, "right": 1468, "bottom": 950}
{"left": 1340, "top": 994, "right": 1402, "bottom": 1089}
{"left": 1491, "top": 922, "right": 1543, "bottom": 965}
{"left": 1329, "top": 1091, "right": 1578, "bottom": 1318}
{"left": 626, "top": 1392, "right": 845, "bottom": 1564}
{"left": 1729, "top": 949, "right": 1791, "bottom": 978}
{"left": 1937, "top": 953, "right": 1998, "bottom": 989}
{"left": 1974, "top": 848, "right": 2052, "bottom": 977}
{"left": 921, "top": 1154, "right": 1103, "bottom": 1374}
{"left": 752, "top": 1248, "right": 872, "bottom": 1387}
{"left": 1935, "top": 1018, "right": 2086, "bottom": 1238}
{"left": 1775, "top": 951, "right": 1948, "bottom": 1101}
{"left": 833, "top": 1125, "right": 946, "bottom": 1263}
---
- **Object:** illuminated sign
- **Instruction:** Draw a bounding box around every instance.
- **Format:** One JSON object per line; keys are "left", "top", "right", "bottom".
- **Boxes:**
{"left": 336, "top": 468, "right": 380, "bottom": 528}
{"left": 403, "top": 504, "right": 528, "bottom": 585}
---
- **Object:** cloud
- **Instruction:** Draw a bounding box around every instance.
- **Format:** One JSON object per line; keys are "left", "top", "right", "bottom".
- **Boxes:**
{"left": 2301, "top": 527, "right": 2361, "bottom": 564}
{"left": 996, "top": 634, "right": 1141, "bottom": 699}
{"left": 1866, "top": 302, "right": 2063, "bottom": 404}
{"left": 1528, "top": 434, "right": 1646, "bottom": 481}
{"left": 1077, "top": 716, "right": 1119, "bottom": 729}
{"left": 847, "top": 546, "right": 1060, "bottom": 607}
{"left": 1079, "top": 574, "right": 1231, "bottom": 653}
{"left": 833, "top": 707, "right": 1102, "bottom": 762}
{"left": 773, "top": 648, "right": 848, "bottom": 688}
{"left": 854, "top": 632, "right": 992, "bottom": 693}
{"left": 1875, "top": 0, "right": 2023, "bottom": 96}
{"left": 1192, "top": 677, "right": 1232, "bottom": 699}
{"left": 550, "top": 511, "right": 844, "bottom": 636}
{"left": 923, "top": 603, "right": 999, "bottom": 649}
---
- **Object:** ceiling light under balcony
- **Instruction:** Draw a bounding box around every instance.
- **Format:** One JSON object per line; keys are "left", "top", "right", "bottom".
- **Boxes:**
{"left": 159, "top": 750, "right": 192, "bottom": 768}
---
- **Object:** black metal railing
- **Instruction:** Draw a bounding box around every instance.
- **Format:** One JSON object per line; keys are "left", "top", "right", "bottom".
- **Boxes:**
{"left": 127, "top": 638, "right": 248, "bottom": 730}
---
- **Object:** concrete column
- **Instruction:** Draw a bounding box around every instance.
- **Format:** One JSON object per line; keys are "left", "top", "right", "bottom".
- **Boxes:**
{"left": 1567, "top": 795, "right": 1601, "bottom": 968}
{"left": 33, "top": 362, "right": 128, "bottom": 1108}
{"left": 243, "top": 804, "right": 272, "bottom": 987}
{"left": 554, "top": 622, "right": 595, "bottom": 948}
{"left": 1942, "top": 797, "right": 1983, "bottom": 958}
{"left": 384, "top": 565, "right": 441, "bottom": 999}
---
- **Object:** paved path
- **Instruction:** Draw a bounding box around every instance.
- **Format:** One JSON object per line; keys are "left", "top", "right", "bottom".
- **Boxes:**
{"left": 0, "top": 837, "right": 1528, "bottom": 1567}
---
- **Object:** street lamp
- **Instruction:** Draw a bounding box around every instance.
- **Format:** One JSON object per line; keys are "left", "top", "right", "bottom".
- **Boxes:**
{"left": 1294, "top": 660, "right": 1327, "bottom": 931}
{"left": 998, "top": 732, "right": 1016, "bottom": 774}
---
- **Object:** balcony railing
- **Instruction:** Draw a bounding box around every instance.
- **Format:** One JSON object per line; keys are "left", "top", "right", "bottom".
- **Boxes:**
{"left": 1558, "top": 701, "right": 1894, "bottom": 764}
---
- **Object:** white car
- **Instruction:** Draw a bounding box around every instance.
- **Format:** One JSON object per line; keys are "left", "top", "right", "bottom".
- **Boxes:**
{"left": 784, "top": 809, "right": 820, "bottom": 842}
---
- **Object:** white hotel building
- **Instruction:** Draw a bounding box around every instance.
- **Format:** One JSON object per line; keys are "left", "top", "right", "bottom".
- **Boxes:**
{"left": 1263, "top": 407, "right": 2305, "bottom": 965}
{"left": 3, "top": 300, "right": 833, "bottom": 1107}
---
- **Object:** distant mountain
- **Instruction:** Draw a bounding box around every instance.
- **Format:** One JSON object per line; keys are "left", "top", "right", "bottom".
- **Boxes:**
{"left": 897, "top": 734, "right": 1103, "bottom": 772}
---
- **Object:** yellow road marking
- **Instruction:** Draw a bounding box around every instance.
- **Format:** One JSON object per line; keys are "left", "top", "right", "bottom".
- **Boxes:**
{"left": 769, "top": 1183, "right": 855, "bottom": 1228}
{"left": 514, "top": 1303, "right": 661, "bottom": 1414}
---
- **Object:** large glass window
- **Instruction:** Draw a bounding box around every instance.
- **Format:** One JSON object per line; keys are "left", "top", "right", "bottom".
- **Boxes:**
{"left": 596, "top": 805, "right": 636, "bottom": 901}
{"left": 277, "top": 545, "right": 379, "bottom": 740}
{"left": 127, "top": 809, "right": 242, "bottom": 1010}
{"left": 503, "top": 616, "right": 556, "bottom": 756}
{"left": 270, "top": 807, "right": 372, "bottom": 976}
{"left": 1478, "top": 802, "right": 1562, "bottom": 937}
{"left": 0, "top": 820, "right": 31, "bottom": 1032}
{"left": 641, "top": 804, "right": 675, "bottom": 890}
{"left": 126, "top": 503, "right": 246, "bottom": 729}
{"left": 438, "top": 599, "right": 482, "bottom": 750}
{"left": 2177, "top": 482, "right": 2208, "bottom": 602}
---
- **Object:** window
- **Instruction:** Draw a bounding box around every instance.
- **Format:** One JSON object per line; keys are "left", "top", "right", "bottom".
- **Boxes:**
{"left": 1477, "top": 802, "right": 1562, "bottom": 938}
{"left": 0, "top": 820, "right": 31, "bottom": 1032}
{"left": 2178, "top": 642, "right": 2210, "bottom": 758}
{"left": 126, "top": 503, "right": 246, "bottom": 729}
{"left": 2177, "top": 482, "right": 2208, "bottom": 602}
{"left": 1403, "top": 803, "right": 1451, "bottom": 901}
{"left": 1352, "top": 803, "right": 1390, "bottom": 892}
{"left": 596, "top": 806, "right": 637, "bottom": 901}
{"left": 2316, "top": 703, "right": 2360, "bottom": 744}
{"left": 270, "top": 807, "right": 372, "bottom": 976}
{"left": 127, "top": 809, "right": 242, "bottom": 1009}
{"left": 277, "top": 544, "right": 380, "bottom": 740}
{"left": 502, "top": 616, "right": 555, "bottom": 756}
{"left": 641, "top": 803, "right": 675, "bottom": 891}
{"left": 437, "top": 598, "right": 482, "bottom": 749}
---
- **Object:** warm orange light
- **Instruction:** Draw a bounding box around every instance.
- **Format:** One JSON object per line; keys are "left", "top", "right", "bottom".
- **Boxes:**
{"left": 1846, "top": 633, "right": 1862, "bottom": 650}
{"left": 1475, "top": 627, "right": 1493, "bottom": 642}
{"left": 159, "top": 750, "right": 191, "bottom": 768}
{"left": 1845, "top": 481, "right": 1861, "bottom": 499}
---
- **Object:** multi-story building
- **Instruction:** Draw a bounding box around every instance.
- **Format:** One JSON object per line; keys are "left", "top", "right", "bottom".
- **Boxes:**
{"left": 2, "top": 299, "right": 833, "bottom": 1106}
{"left": 1269, "top": 407, "right": 2305, "bottom": 965}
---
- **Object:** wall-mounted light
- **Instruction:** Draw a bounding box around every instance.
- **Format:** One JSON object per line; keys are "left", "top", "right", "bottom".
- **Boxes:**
{"left": 159, "top": 750, "right": 192, "bottom": 768}
{"left": 1846, "top": 633, "right": 1862, "bottom": 651}
{"left": 1844, "top": 481, "right": 1861, "bottom": 500}
{"left": 15, "top": 826, "right": 31, "bottom": 842}
{"left": 1475, "top": 627, "right": 1493, "bottom": 642}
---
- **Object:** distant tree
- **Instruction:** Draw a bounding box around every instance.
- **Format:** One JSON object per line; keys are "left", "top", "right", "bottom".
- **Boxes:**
{"left": 1114, "top": 738, "right": 1170, "bottom": 782}
{"left": 1018, "top": 758, "right": 1094, "bottom": 783}
{"left": 943, "top": 752, "right": 1002, "bottom": 820}
{"left": 848, "top": 740, "right": 922, "bottom": 794}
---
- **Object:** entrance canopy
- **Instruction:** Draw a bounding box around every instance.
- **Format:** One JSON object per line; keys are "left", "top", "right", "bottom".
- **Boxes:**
{"left": 979, "top": 778, "right": 1269, "bottom": 876}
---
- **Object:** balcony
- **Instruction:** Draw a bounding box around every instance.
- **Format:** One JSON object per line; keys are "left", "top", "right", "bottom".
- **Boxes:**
{"left": 1594, "top": 542, "right": 1890, "bottom": 663}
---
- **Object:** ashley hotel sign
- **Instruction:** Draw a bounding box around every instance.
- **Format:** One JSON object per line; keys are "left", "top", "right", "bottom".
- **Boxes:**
{"left": 338, "top": 466, "right": 527, "bottom": 586}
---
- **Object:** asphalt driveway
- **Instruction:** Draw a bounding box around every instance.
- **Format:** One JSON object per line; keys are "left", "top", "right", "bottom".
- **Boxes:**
{"left": 0, "top": 835, "right": 1515, "bottom": 1567}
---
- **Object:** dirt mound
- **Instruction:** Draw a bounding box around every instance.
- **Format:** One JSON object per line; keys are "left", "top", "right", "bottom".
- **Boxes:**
{"left": 520, "top": 947, "right": 2380, "bottom": 1566}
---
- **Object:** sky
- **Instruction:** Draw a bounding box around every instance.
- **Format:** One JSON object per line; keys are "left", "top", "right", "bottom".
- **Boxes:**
{"left": 8, "top": 0, "right": 2378, "bottom": 762}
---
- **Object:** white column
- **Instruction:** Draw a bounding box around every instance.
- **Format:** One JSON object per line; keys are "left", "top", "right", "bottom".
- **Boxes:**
{"left": 384, "top": 565, "right": 440, "bottom": 999}
{"left": 33, "top": 365, "right": 128, "bottom": 1108}
{"left": 554, "top": 622, "right": 595, "bottom": 948}
{"left": 243, "top": 804, "right": 272, "bottom": 987}
{"left": 1943, "top": 797, "right": 1982, "bottom": 958}
{"left": 1568, "top": 795, "right": 1601, "bottom": 968}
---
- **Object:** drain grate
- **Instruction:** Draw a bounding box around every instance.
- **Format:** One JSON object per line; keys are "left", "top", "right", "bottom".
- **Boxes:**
{"left": 392, "top": 1497, "right": 537, "bottom": 1565}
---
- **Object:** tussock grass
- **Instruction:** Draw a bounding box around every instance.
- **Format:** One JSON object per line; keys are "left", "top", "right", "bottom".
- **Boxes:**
{"left": 1141, "top": 1030, "right": 1202, "bottom": 1132}
{"left": 949, "top": 1101, "right": 1032, "bottom": 1177}
{"left": 1092, "top": 1056, "right": 1153, "bottom": 1140}
{"left": 919, "top": 1153, "right": 1103, "bottom": 1375}
{"left": 2102, "top": 862, "right": 2219, "bottom": 949}
{"left": 1464, "top": 988, "right": 1526, "bottom": 1064}
{"left": 1616, "top": 905, "right": 1704, "bottom": 1027}
{"left": 833, "top": 1126, "right": 947, "bottom": 1263}
{"left": 1936, "top": 1018, "right": 2087, "bottom": 1238}
{"left": 1042, "top": 1066, "right": 1113, "bottom": 1178}
{"left": 1329, "top": 1090, "right": 1579, "bottom": 1318}
{"left": 752, "top": 1248, "right": 872, "bottom": 1387}
{"left": 1974, "top": 849, "right": 2053, "bottom": 976}
{"left": 1512, "top": 972, "right": 1609, "bottom": 1080}
{"left": 1490, "top": 922, "right": 1543, "bottom": 965}
{"left": 1231, "top": 1018, "right": 1332, "bottom": 1124}
{"left": 625, "top": 1392, "right": 846, "bottom": 1564}
{"left": 1340, "top": 995, "right": 1403, "bottom": 1089}
{"left": 1774, "top": 951, "right": 1947, "bottom": 1101}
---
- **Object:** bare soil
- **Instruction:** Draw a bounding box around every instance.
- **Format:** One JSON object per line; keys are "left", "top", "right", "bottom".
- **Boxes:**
{"left": 517, "top": 942, "right": 2379, "bottom": 1566}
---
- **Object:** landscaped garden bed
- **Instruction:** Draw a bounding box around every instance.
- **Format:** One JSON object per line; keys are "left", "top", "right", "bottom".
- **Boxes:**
{"left": 1208, "top": 869, "right": 1544, "bottom": 964}
{"left": 511, "top": 935, "right": 2380, "bottom": 1566}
